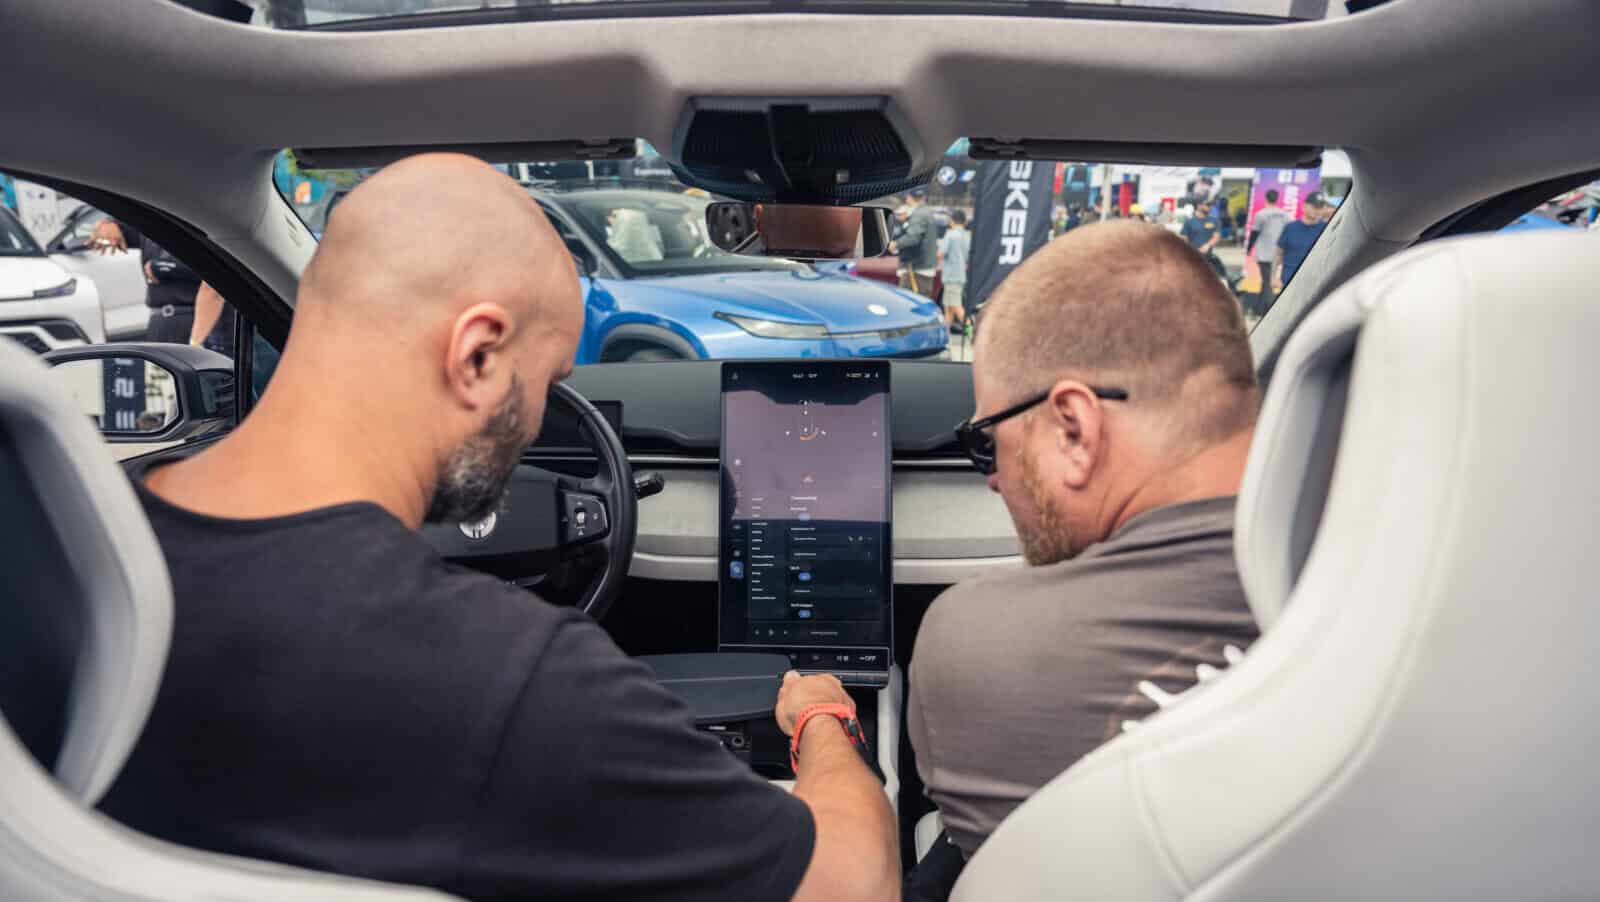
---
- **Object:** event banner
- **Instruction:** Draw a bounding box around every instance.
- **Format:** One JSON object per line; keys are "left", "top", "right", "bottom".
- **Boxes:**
{"left": 966, "top": 160, "right": 1056, "bottom": 313}
{"left": 1244, "top": 167, "right": 1323, "bottom": 237}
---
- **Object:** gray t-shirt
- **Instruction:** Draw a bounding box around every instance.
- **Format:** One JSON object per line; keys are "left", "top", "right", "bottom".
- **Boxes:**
{"left": 939, "top": 229, "right": 971, "bottom": 286}
{"left": 1252, "top": 206, "right": 1291, "bottom": 264}
{"left": 907, "top": 496, "right": 1257, "bottom": 857}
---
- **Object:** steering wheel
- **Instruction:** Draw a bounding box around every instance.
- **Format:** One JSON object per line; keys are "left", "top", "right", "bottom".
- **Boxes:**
{"left": 421, "top": 382, "right": 637, "bottom": 621}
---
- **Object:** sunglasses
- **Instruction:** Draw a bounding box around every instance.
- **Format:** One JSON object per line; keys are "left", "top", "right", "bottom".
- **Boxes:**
{"left": 953, "top": 385, "right": 1129, "bottom": 475}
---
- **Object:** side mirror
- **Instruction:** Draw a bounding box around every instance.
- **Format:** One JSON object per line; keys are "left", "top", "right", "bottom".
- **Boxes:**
{"left": 59, "top": 235, "right": 92, "bottom": 254}
{"left": 704, "top": 203, "right": 892, "bottom": 260}
{"left": 565, "top": 238, "right": 599, "bottom": 277}
{"left": 42, "top": 344, "right": 235, "bottom": 442}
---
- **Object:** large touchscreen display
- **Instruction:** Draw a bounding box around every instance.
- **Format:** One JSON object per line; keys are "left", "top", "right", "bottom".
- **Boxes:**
{"left": 718, "top": 361, "right": 892, "bottom": 677}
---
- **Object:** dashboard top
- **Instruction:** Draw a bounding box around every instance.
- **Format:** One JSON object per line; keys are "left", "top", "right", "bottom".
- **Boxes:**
{"left": 555, "top": 359, "right": 975, "bottom": 459}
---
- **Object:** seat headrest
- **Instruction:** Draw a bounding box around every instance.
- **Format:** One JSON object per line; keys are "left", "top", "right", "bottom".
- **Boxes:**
{"left": 1236, "top": 228, "right": 1600, "bottom": 628}
{"left": 0, "top": 340, "right": 172, "bottom": 804}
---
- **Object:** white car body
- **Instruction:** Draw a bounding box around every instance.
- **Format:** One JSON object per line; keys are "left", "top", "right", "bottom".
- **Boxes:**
{"left": 46, "top": 204, "right": 150, "bottom": 340}
{"left": 0, "top": 216, "right": 105, "bottom": 353}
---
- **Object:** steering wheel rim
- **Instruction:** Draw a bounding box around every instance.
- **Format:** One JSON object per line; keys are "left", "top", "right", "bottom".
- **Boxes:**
{"left": 550, "top": 380, "right": 636, "bottom": 620}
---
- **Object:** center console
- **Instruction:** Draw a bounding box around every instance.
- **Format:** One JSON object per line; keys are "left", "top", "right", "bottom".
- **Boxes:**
{"left": 716, "top": 361, "right": 893, "bottom": 687}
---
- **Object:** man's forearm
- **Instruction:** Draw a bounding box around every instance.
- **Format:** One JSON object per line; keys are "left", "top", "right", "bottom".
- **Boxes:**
{"left": 790, "top": 718, "right": 899, "bottom": 902}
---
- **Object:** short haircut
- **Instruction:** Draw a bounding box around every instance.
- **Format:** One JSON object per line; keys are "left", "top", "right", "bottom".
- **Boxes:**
{"left": 952, "top": 210, "right": 968, "bottom": 225}
{"left": 1265, "top": 189, "right": 1280, "bottom": 204}
{"left": 978, "top": 220, "right": 1258, "bottom": 447}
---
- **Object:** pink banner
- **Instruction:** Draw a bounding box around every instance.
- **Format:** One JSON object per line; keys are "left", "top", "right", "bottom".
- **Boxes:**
{"left": 1245, "top": 167, "right": 1323, "bottom": 237}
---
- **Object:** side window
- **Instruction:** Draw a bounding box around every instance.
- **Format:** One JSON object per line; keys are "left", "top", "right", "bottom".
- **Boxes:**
{"left": 1502, "top": 181, "right": 1600, "bottom": 233}
{"left": 0, "top": 170, "right": 234, "bottom": 358}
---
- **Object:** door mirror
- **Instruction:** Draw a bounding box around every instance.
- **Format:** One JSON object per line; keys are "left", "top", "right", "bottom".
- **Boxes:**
{"left": 704, "top": 203, "right": 891, "bottom": 259}
{"left": 59, "top": 235, "right": 92, "bottom": 254}
{"left": 565, "top": 237, "right": 599, "bottom": 277}
{"left": 43, "top": 344, "right": 235, "bottom": 442}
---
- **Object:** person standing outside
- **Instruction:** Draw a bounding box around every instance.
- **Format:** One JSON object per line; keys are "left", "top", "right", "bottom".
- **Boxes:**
{"left": 937, "top": 210, "right": 971, "bottom": 332}
{"left": 1247, "top": 188, "right": 1290, "bottom": 317}
{"left": 1180, "top": 196, "right": 1224, "bottom": 281}
{"left": 1273, "top": 191, "right": 1330, "bottom": 294}
{"left": 897, "top": 188, "right": 939, "bottom": 299}
{"left": 91, "top": 218, "right": 232, "bottom": 349}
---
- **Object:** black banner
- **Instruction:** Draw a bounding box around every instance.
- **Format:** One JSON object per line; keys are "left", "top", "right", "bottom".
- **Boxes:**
{"left": 965, "top": 160, "right": 1057, "bottom": 313}
{"left": 102, "top": 357, "right": 145, "bottom": 433}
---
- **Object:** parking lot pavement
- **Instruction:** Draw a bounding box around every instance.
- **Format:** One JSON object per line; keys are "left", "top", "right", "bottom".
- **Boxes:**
{"left": 1215, "top": 244, "right": 1245, "bottom": 280}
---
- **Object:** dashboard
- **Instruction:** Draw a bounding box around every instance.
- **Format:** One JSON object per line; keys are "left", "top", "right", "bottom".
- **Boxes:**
{"left": 548, "top": 359, "right": 1022, "bottom": 587}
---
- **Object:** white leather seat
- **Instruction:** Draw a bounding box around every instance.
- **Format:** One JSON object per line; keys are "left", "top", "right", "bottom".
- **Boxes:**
{"left": 953, "top": 229, "right": 1600, "bottom": 900}
{"left": 0, "top": 338, "right": 457, "bottom": 901}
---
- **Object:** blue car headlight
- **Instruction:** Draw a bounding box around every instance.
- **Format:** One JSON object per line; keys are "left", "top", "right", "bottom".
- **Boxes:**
{"left": 715, "top": 311, "right": 830, "bottom": 340}
{"left": 32, "top": 278, "right": 77, "bottom": 299}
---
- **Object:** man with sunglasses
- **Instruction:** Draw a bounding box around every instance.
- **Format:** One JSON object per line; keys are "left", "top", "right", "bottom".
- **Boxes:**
{"left": 903, "top": 220, "right": 1261, "bottom": 900}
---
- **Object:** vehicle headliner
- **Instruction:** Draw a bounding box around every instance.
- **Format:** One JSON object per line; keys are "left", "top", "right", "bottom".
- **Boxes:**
{"left": 4, "top": 0, "right": 1596, "bottom": 376}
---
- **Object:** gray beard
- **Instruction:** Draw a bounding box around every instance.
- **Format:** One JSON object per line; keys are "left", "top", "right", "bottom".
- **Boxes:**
{"left": 424, "top": 375, "right": 528, "bottom": 525}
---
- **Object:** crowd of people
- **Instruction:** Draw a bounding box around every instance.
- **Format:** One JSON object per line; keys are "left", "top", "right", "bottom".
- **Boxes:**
{"left": 894, "top": 173, "right": 1337, "bottom": 333}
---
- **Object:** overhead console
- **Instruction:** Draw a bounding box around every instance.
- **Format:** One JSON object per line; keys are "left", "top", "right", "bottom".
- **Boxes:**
{"left": 670, "top": 97, "right": 933, "bottom": 205}
{"left": 718, "top": 361, "right": 893, "bottom": 687}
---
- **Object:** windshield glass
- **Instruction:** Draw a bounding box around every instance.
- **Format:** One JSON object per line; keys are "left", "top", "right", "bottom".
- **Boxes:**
{"left": 245, "top": 0, "right": 1347, "bottom": 29}
{"left": 274, "top": 146, "right": 1347, "bottom": 365}
{"left": 0, "top": 208, "right": 44, "bottom": 257}
{"left": 560, "top": 191, "right": 801, "bottom": 277}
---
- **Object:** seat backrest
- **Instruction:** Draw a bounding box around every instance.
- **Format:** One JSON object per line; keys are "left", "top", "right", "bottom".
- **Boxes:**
{"left": 953, "top": 230, "right": 1600, "bottom": 900}
{"left": 0, "top": 343, "right": 173, "bottom": 804}
{"left": 0, "top": 339, "right": 458, "bottom": 901}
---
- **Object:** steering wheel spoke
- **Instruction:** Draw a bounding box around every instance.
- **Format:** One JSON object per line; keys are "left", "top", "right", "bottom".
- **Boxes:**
{"left": 418, "top": 383, "right": 638, "bottom": 620}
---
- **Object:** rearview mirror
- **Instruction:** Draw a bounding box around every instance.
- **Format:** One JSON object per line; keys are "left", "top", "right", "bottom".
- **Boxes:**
{"left": 43, "top": 344, "right": 235, "bottom": 443}
{"left": 705, "top": 203, "right": 891, "bottom": 260}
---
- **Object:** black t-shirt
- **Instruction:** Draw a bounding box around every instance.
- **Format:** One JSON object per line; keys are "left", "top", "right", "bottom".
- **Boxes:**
{"left": 101, "top": 479, "right": 816, "bottom": 901}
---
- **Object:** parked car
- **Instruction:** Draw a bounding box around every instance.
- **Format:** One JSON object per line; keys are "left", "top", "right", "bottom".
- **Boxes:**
{"left": 537, "top": 185, "right": 947, "bottom": 362}
{"left": 0, "top": 204, "right": 104, "bottom": 352}
{"left": 43, "top": 203, "right": 149, "bottom": 340}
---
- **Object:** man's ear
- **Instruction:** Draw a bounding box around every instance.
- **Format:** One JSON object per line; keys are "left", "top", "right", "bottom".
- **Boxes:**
{"left": 444, "top": 302, "right": 514, "bottom": 410}
{"left": 1046, "top": 381, "right": 1104, "bottom": 490}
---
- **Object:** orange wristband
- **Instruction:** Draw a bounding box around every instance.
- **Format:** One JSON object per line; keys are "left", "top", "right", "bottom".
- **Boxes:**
{"left": 789, "top": 702, "right": 867, "bottom": 772}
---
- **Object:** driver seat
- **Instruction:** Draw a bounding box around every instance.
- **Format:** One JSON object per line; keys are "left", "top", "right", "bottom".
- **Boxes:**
{"left": 952, "top": 228, "right": 1600, "bottom": 899}
{"left": 0, "top": 338, "right": 457, "bottom": 901}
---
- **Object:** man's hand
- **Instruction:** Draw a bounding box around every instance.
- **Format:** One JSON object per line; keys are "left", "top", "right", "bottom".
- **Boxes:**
{"left": 144, "top": 262, "right": 156, "bottom": 285}
{"left": 1272, "top": 277, "right": 1284, "bottom": 294}
{"left": 776, "top": 670, "right": 852, "bottom": 736}
{"left": 782, "top": 668, "right": 900, "bottom": 902}
{"left": 91, "top": 220, "right": 127, "bottom": 254}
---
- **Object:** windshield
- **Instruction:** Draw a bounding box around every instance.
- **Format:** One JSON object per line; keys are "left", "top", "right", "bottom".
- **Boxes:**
{"left": 559, "top": 191, "right": 801, "bottom": 277}
{"left": 0, "top": 207, "right": 44, "bottom": 257}
{"left": 245, "top": 0, "right": 1349, "bottom": 29}
{"left": 274, "top": 147, "right": 1347, "bottom": 365}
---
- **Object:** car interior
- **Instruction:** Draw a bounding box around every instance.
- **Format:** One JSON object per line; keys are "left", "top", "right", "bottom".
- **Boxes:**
{"left": 4, "top": 0, "right": 1600, "bottom": 898}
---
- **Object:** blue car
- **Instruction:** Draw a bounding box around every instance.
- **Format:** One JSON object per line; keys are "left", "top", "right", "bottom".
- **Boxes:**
{"left": 533, "top": 186, "right": 948, "bottom": 363}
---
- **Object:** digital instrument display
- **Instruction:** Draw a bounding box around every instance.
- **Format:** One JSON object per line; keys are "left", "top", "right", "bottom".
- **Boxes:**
{"left": 718, "top": 361, "right": 892, "bottom": 683}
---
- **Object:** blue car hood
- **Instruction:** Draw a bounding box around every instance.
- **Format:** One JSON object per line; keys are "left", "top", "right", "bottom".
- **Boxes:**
{"left": 645, "top": 268, "right": 940, "bottom": 332}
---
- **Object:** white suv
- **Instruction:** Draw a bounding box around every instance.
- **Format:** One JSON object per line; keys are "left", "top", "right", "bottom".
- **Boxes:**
{"left": 0, "top": 204, "right": 104, "bottom": 353}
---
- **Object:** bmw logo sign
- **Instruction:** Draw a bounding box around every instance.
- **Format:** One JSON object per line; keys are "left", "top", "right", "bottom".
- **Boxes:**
{"left": 867, "top": 304, "right": 889, "bottom": 317}
{"left": 936, "top": 166, "right": 958, "bottom": 186}
{"left": 460, "top": 512, "right": 497, "bottom": 540}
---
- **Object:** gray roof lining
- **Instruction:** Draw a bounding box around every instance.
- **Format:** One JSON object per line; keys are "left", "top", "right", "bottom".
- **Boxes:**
{"left": 4, "top": 0, "right": 1596, "bottom": 353}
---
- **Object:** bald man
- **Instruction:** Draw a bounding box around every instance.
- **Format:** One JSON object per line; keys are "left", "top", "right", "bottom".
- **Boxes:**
{"left": 904, "top": 222, "right": 1261, "bottom": 897}
{"left": 100, "top": 155, "right": 897, "bottom": 902}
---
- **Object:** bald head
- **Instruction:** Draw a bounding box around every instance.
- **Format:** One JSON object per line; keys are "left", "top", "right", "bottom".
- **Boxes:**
{"left": 265, "top": 154, "right": 585, "bottom": 527}
{"left": 978, "top": 220, "right": 1257, "bottom": 447}
{"left": 298, "top": 153, "right": 574, "bottom": 332}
